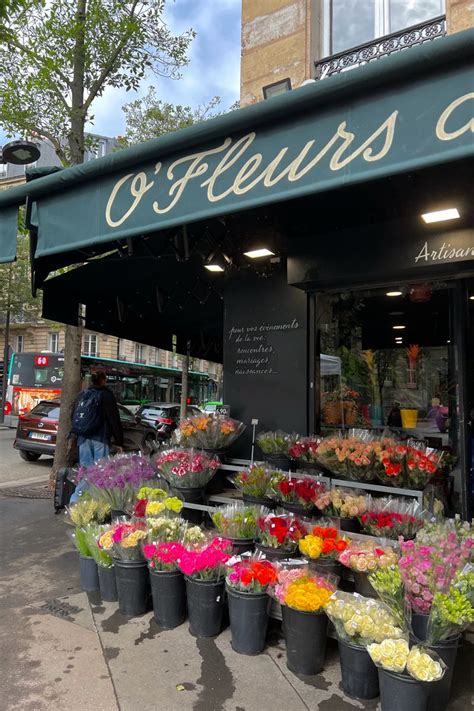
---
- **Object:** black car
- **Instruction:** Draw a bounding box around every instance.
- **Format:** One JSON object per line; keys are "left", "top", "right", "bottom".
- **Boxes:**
{"left": 136, "top": 402, "right": 202, "bottom": 442}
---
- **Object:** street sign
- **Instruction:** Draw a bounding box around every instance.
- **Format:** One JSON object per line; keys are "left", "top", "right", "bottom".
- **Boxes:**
{"left": 216, "top": 405, "right": 230, "bottom": 417}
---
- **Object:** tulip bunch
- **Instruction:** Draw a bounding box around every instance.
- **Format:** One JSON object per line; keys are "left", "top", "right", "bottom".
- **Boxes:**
{"left": 299, "top": 526, "right": 348, "bottom": 560}
{"left": 211, "top": 503, "right": 267, "bottom": 540}
{"left": 256, "top": 430, "right": 295, "bottom": 455}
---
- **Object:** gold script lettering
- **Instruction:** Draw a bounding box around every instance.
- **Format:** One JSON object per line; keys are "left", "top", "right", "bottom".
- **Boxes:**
{"left": 436, "top": 92, "right": 474, "bottom": 141}
{"left": 330, "top": 111, "right": 398, "bottom": 170}
{"left": 105, "top": 172, "right": 155, "bottom": 228}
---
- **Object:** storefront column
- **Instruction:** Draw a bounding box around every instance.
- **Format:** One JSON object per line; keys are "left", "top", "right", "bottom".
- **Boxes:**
{"left": 453, "top": 280, "right": 472, "bottom": 520}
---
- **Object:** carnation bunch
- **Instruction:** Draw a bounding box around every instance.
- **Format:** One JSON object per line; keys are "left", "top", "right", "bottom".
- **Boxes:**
{"left": 299, "top": 526, "right": 348, "bottom": 560}
{"left": 274, "top": 568, "right": 335, "bottom": 612}
{"left": 325, "top": 592, "right": 405, "bottom": 645}
{"left": 256, "top": 514, "right": 307, "bottom": 551}
{"left": 226, "top": 557, "right": 278, "bottom": 593}
{"left": 338, "top": 539, "right": 398, "bottom": 573}
{"left": 176, "top": 415, "right": 245, "bottom": 450}
{"left": 78, "top": 454, "right": 156, "bottom": 510}
{"left": 99, "top": 522, "right": 147, "bottom": 561}
{"left": 288, "top": 436, "right": 321, "bottom": 464}
{"left": 156, "top": 448, "right": 219, "bottom": 488}
{"left": 178, "top": 537, "right": 232, "bottom": 580}
{"left": 314, "top": 488, "right": 367, "bottom": 519}
{"left": 211, "top": 503, "right": 268, "bottom": 540}
{"left": 143, "top": 541, "right": 185, "bottom": 572}
{"left": 270, "top": 476, "right": 326, "bottom": 510}
{"left": 234, "top": 464, "right": 285, "bottom": 499}
{"left": 256, "top": 430, "right": 295, "bottom": 456}
{"left": 368, "top": 639, "right": 445, "bottom": 682}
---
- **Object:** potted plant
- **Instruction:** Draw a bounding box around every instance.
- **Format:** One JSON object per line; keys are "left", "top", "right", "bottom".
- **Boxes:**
{"left": 254, "top": 513, "right": 306, "bottom": 561}
{"left": 233, "top": 464, "right": 284, "bottom": 508}
{"left": 67, "top": 498, "right": 111, "bottom": 592}
{"left": 338, "top": 539, "right": 399, "bottom": 598}
{"left": 211, "top": 503, "right": 268, "bottom": 554}
{"left": 178, "top": 537, "right": 232, "bottom": 638}
{"left": 325, "top": 592, "right": 406, "bottom": 700}
{"left": 100, "top": 522, "right": 148, "bottom": 616}
{"left": 322, "top": 390, "right": 343, "bottom": 425}
{"left": 269, "top": 476, "right": 326, "bottom": 517}
{"left": 225, "top": 557, "right": 278, "bottom": 655}
{"left": 256, "top": 430, "right": 295, "bottom": 470}
{"left": 298, "top": 525, "right": 348, "bottom": 577}
{"left": 314, "top": 487, "right": 367, "bottom": 532}
{"left": 273, "top": 567, "right": 335, "bottom": 675}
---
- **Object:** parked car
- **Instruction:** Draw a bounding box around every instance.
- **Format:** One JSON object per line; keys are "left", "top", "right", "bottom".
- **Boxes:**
{"left": 135, "top": 402, "right": 202, "bottom": 443}
{"left": 14, "top": 400, "right": 159, "bottom": 462}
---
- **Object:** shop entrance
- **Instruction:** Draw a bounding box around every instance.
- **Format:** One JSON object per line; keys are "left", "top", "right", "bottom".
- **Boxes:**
{"left": 313, "top": 279, "right": 472, "bottom": 517}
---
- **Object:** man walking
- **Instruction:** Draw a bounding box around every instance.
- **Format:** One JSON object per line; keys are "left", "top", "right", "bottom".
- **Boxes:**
{"left": 70, "top": 370, "right": 124, "bottom": 501}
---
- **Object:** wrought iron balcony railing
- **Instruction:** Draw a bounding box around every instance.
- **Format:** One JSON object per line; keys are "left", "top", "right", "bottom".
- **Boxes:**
{"left": 315, "top": 15, "right": 446, "bottom": 80}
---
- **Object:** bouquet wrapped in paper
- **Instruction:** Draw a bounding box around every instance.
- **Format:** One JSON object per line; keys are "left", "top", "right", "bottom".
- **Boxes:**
{"left": 176, "top": 415, "right": 245, "bottom": 450}
{"left": 367, "top": 639, "right": 446, "bottom": 681}
{"left": 98, "top": 521, "right": 147, "bottom": 561}
{"left": 338, "top": 539, "right": 398, "bottom": 573}
{"left": 272, "top": 564, "right": 336, "bottom": 612}
{"left": 314, "top": 487, "right": 367, "bottom": 519}
{"left": 299, "top": 525, "right": 349, "bottom": 560}
{"left": 211, "top": 503, "right": 269, "bottom": 540}
{"left": 226, "top": 556, "right": 278, "bottom": 593}
{"left": 256, "top": 430, "right": 295, "bottom": 456}
{"left": 360, "top": 496, "right": 428, "bottom": 539}
{"left": 77, "top": 453, "right": 156, "bottom": 511}
{"left": 270, "top": 476, "right": 326, "bottom": 511}
{"left": 156, "top": 448, "right": 219, "bottom": 488}
{"left": 256, "top": 513, "right": 307, "bottom": 552}
{"left": 233, "top": 464, "right": 285, "bottom": 500}
{"left": 288, "top": 436, "right": 321, "bottom": 464}
{"left": 325, "top": 591, "right": 406, "bottom": 645}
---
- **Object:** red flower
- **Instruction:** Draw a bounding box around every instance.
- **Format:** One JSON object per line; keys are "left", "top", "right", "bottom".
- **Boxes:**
{"left": 133, "top": 499, "right": 147, "bottom": 517}
{"left": 278, "top": 480, "right": 292, "bottom": 496}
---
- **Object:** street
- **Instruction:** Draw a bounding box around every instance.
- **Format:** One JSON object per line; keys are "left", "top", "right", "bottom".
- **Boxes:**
{"left": 0, "top": 433, "right": 472, "bottom": 711}
{"left": 0, "top": 428, "right": 52, "bottom": 487}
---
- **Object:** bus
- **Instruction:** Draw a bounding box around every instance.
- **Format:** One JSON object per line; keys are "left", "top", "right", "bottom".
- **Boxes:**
{"left": 3, "top": 352, "right": 212, "bottom": 428}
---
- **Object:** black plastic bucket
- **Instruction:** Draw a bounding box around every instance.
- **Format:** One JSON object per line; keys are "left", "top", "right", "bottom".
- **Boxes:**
{"left": 263, "top": 454, "right": 290, "bottom": 471}
{"left": 353, "top": 571, "right": 377, "bottom": 598}
{"left": 185, "top": 577, "right": 225, "bottom": 638}
{"left": 411, "top": 612, "right": 430, "bottom": 642}
{"left": 255, "top": 542, "right": 299, "bottom": 561}
{"left": 226, "top": 588, "right": 271, "bottom": 655}
{"left": 281, "top": 502, "right": 318, "bottom": 518}
{"left": 228, "top": 537, "right": 255, "bottom": 555}
{"left": 150, "top": 568, "right": 186, "bottom": 629}
{"left": 110, "top": 509, "right": 130, "bottom": 520}
{"left": 114, "top": 559, "right": 150, "bottom": 616}
{"left": 79, "top": 555, "right": 99, "bottom": 592}
{"left": 338, "top": 639, "right": 379, "bottom": 699}
{"left": 378, "top": 668, "right": 428, "bottom": 711}
{"left": 172, "top": 486, "right": 205, "bottom": 525}
{"left": 425, "top": 637, "right": 460, "bottom": 711}
{"left": 281, "top": 605, "right": 328, "bottom": 675}
{"left": 307, "top": 557, "right": 342, "bottom": 578}
{"left": 242, "top": 494, "right": 277, "bottom": 509}
{"left": 97, "top": 564, "right": 118, "bottom": 602}
{"left": 339, "top": 517, "right": 361, "bottom": 533}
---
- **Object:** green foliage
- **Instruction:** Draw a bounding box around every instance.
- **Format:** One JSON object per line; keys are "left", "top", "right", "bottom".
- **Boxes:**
{"left": 0, "top": 230, "right": 42, "bottom": 323}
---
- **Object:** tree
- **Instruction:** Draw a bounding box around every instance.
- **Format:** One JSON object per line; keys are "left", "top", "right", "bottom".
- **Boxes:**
{"left": 0, "top": 1, "right": 194, "bottom": 480}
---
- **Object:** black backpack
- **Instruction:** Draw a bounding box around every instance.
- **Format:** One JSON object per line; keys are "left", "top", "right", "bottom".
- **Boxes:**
{"left": 71, "top": 388, "right": 104, "bottom": 436}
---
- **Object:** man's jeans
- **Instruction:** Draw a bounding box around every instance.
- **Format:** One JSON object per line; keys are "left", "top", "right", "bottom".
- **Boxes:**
{"left": 70, "top": 439, "right": 109, "bottom": 503}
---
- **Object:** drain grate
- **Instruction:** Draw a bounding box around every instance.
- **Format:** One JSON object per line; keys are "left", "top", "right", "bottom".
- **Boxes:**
{"left": 0, "top": 483, "right": 52, "bottom": 499}
{"left": 40, "top": 599, "right": 83, "bottom": 620}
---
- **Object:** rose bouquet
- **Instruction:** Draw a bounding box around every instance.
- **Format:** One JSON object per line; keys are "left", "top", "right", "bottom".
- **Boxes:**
{"left": 273, "top": 567, "right": 335, "bottom": 612}
{"left": 156, "top": 448, "right": 219, "bottom": 488}
{"left": 226, "top": 557, "right": 278, "bottom": 593}
{"left": 338, "top": 539, "right": 399, "bottom": 573}
{"left": 314, "top": 488, "right": 367, "bottom": 519}
{"left": 99, "top": 521, "right": 147, "bottom": 561}
{"left": 324, "top": 592, "right": 405, "bottom": 645}
{"left": 377, "top": 440, "right": 443, "bottom": 489}
{"left": 211, "top": 503, "right": 268, "bottom": 540}
{"left": 177, "top": 537, "right": 232, "bottom": 581}
{"left": 299, "top": 526, "right": 349, "bottom": 560}
{"left": 256, "top": 430, "right": 295, "bottom": 456}
{"left": 78, "top": 453, "right": 156, "bottom": 511}
{"left": 367, "top": 639, "right": 445, "bottom": 681}
{"left": 315, "top": 436, "right": 379, "bottom": 481}
{"left": 270, "top": 476, "right": 326, "bottom": 512}
{"left": 288, "top": 436, "right": 321, "bottom": 465}
{"left": 233, "top": 464, "right": 285, "bottom": 501}
{"left": 256, "top": 514, "right": 307, "bottom": 552}
{"left": 176, "top": 415, "right": 245, "bottom": 450}
{"left": 359, "top": 497, "right": 427, "bottom": 539}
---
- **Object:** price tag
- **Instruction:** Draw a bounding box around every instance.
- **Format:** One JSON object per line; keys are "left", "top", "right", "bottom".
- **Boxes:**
{"left": 216, "top": 405, "right": 230, "bottom": 417}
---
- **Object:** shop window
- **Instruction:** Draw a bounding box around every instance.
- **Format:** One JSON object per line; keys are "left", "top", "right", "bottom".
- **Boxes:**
{"left": 48, "top": 332, "right": 59, "bottom": 353}
{"left": 83, "top": 334, "right": 97, "bottom": 357}
{"left": 262, "top": 78, "right": 292, "bottom": 100}
{"left": 16, "top": 335, "right": 24, "bottom": 352}
{"left": 323, "top": 0, "right": 445, "bottom": 56}
{"left": 134, "top": 343, "right": 146, "bottom": 364}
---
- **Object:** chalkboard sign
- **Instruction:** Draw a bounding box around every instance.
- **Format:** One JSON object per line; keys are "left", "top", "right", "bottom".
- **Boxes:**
{"left": 216, "top": 405, "right": 230, "bottom": 416}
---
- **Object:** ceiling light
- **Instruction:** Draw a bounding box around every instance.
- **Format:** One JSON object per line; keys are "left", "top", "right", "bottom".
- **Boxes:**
{"left": 204, "top": 264, "right": 224, "bottom": 273}
{"left": 204, "top": 248, "right": 230, "bottom": 273}
{"left": 243, "top": 248, "right": 275, "bottom": 259}
{"left": 470, "top": 296, "right": 474, "bottom": 301}
{"left": 386, "top": 291, "right": 402, "bottom": 297}
{"left": 393, "top": 325, "right": 406, "bottom": 330}
{"left": 421, "top": 208, "right": 460, "bottom": 224}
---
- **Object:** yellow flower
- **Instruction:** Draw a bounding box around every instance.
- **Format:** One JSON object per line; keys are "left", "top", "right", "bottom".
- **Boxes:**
{"left": 121, "top": 530, "right": 146, "bottom": 548}
{"left": 146, "top": 501, "right": 165, "bottom": 516}
{"left": 220, "top": 423, "right": 235, "bottom": 435}
{"left": 196, "top": 417, "right": 211, "bottom": 431}
{"left": 285, "top": 579, "right": 333, "bottom": 612}
{"left": 164, "top": 497, "right": 184, "bottom": 513}
{"left": 299, "top": 534, "right": 323, "bottom": 559}
{"left": 181, "top": 424, "right": 195, "bottom": 437}
{"left": 99, "top": 530, "right": 114, "bottom": 550}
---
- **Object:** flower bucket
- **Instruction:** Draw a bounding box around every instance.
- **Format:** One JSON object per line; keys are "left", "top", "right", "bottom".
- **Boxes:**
{"left": 79, "top": 555, "right": 99, "bottom": 592}
{"left": 228, "top": 537, "right": 255, "bottom": 555}
{"left": 338, "top": 639, "right": 379, "bottom": 699}
{"left": 307, "top": 557, "right": 342, "bottom": 579}
{"left": 411, "top": 612, "right": 430, "bottom": 642}
{"left": 114, "top": 559, "right": 150, "bottom": 616}
{"left": 255, "top": 542, "right": 299, "bottom": 562}
{"left": 425, "top": 637, "right": 460, "bottom": 711}
{"left": 172, "top": 486, "right": 205, "bottom": 525}
{"left": 281, "top": 605, "right": 328, "bottom": 675}
{"left": 263, "top": 454, "right": 291, "bottom": 471}
{"left": 280, "top": 502, "right": 318, "bottom": 518}
{"left": 97, "top": 564, "right": 118, "bottom": 602}
{"left": 400, "top": 409, "right": 418, "bottom": 428}
{"left": 378, "top": 668, "right": 428, "bottom": 711}
{"left": 150, "top": 569, "right": 186, "bottom": 629}
{"left": 185, "top": 577, "right": 225, "bottom": 638}
{"left": 339, "top": 517, "right": 361, "bottom": 533}
{"left": 227, "top": 588, "right": 271, "bottom": 655}
{"left": 353, "top": 571, "right": 378, "bottom": 599}
{"left": 242, "top": 493, "right": 277, "bottom": 509}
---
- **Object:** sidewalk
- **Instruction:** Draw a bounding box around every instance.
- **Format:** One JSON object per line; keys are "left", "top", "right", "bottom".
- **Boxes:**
{"left": 1, "top": 496, "right": 473, "bottom": 710}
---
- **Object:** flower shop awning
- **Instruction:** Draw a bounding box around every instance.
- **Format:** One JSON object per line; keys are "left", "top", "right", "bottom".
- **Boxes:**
{"left": 0, "top": 28, "right": 473, "bottom": 266}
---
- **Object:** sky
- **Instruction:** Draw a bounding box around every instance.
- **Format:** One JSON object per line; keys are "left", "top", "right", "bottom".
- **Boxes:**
{"left": 1, "top": 0, "right": 242, "bottom": 144}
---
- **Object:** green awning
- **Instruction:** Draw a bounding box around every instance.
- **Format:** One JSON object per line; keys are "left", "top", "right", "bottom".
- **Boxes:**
{"left": 0, "top": 206, "right": 19, "bottom": 263}
{"left": 0, "top": 28, "right": 473, "bottom": 264}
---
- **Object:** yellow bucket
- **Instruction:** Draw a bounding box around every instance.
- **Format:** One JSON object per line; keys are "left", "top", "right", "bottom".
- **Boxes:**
{"left": 400, "top": 409, "right": 418, "bottom": 428}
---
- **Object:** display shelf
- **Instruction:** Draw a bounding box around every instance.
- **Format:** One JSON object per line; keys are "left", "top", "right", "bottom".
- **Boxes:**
{"left": 329, "top": 478, "right": 424, "bottom": 505}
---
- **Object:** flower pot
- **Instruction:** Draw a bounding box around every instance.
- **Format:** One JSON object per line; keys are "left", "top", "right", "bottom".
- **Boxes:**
{"left": 263, "top": 454, "right": 290, "bottom": 471}
{"left": 150, "top": 568, "right": 186, "bottom": 629}
{"left": 280, "top": 502, "right": 318, "bottom": 518}
{"left": 411, "top": 612, "right": 430, "bottom": 642}
{"left": 307, "top": 557, "right": 342, "bottom": 579}
{"left": 242, "top": 493, "right": 277, "bottom": 509}
{"left": 353, "top": 571, "right": 378, "bottom": 599}
{"left": 172, "top": 485, "right": 205, "bottom": 525}
{"left": 281, "top": 605, "right": 328, "bottom": 675}
{"left": 97, "top": 564, "right": 118, "bottom": 602}
{"left": 338, "top": 639, "right": 379, "bottom": 699}
{"left": 114, "top": 559, "right": 150, "bottom": 616}
{"left": 228, "top": 537, "right": 255, "bottom": 555}
{"left": 400, "top": 409, "right": 418, "bottom": 429}
{"left": 343, "top": 401, "right": 358, "bottom": 426}
{"left": 110, "top": 509, "right": 130, "bottom": 520}
{"left": 226, "top": 587, "right": 271, "bottom": 655}
{"left": 79, "top": 555, "right": 99, "bottom": 592}
{"left": 185, "top": 577, "right": 225, "bottom": 638}
{"left": 425, "top": 636, "right": 460, "bottom": 711}
{"left": 378, "top": 668, "right": 428, "bottom": 711}
{"left": 206, "top": 471, "right": 226, "bottom": 495}
{"left": 254, "top": 542, "right": 299, "bottom": 562}
{"left": 323, "top": 401, "right": 342, "bottom": 425}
